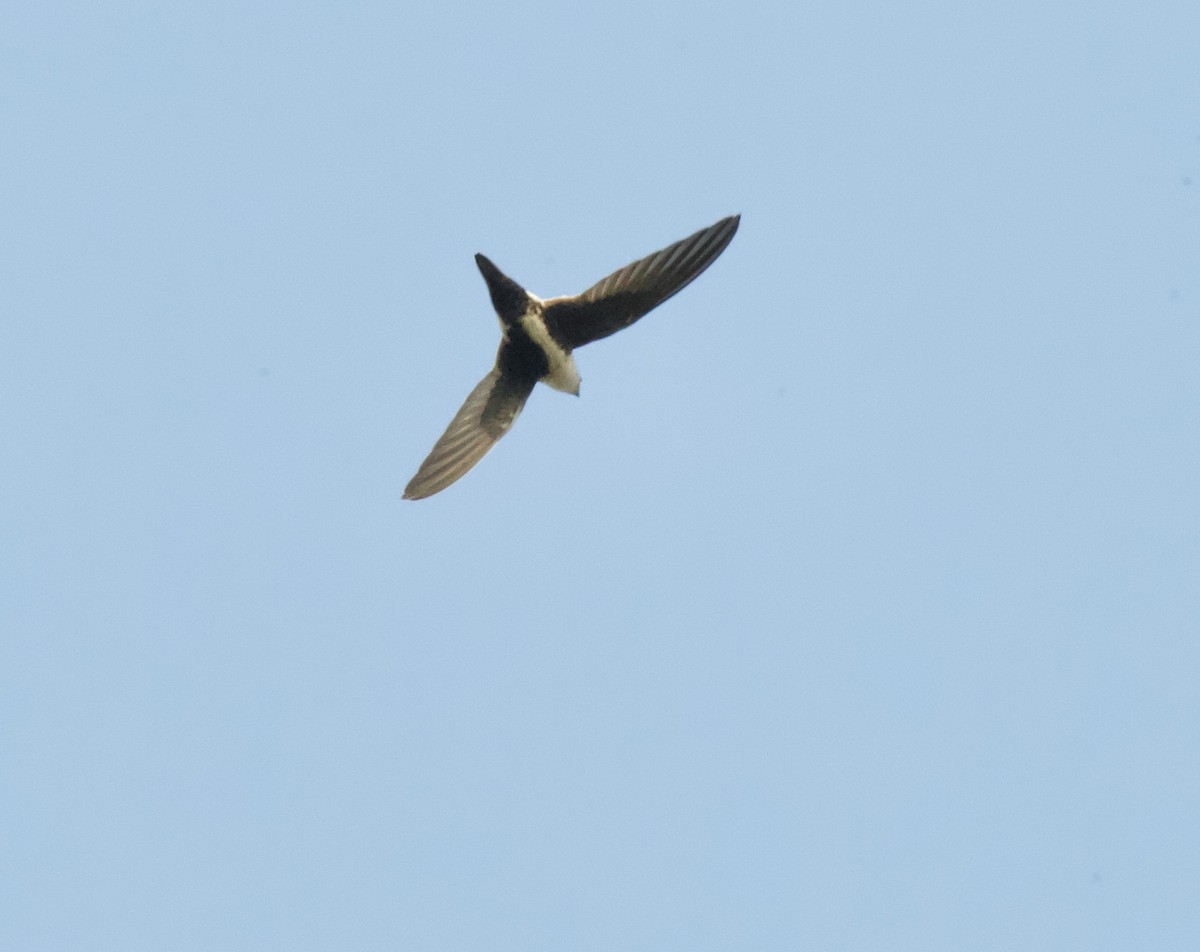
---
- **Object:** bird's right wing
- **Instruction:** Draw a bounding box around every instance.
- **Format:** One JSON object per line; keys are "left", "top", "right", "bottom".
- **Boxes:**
{"left": 542, "top": 215, "right": 739, "bottom": 349}
{"left": 403, "top": 368, "right": 536, "bottom": 500}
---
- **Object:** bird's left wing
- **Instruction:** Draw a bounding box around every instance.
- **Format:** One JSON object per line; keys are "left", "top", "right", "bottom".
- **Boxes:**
{"left": 403, "top": 367, "right": 536, "bottom": 500}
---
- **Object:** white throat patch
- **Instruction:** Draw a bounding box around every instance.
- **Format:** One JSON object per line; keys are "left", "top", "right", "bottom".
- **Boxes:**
{"left": 521, "top": 310, "right": 581, "bottom": 395}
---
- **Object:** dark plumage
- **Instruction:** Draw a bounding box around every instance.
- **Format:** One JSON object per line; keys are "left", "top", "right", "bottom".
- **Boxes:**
{"left": 404, "top": 214, "right": 740, "bottom": 500}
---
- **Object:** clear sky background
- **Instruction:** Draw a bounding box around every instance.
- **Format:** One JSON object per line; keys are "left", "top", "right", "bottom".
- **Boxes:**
{"left": 2, "top": 2, "right": 1198, "bottom": 949}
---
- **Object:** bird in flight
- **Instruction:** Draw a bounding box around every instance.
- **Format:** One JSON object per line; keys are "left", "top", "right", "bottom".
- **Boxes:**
{"left": 403, "top": 214, "right": 740, "bottom": 500}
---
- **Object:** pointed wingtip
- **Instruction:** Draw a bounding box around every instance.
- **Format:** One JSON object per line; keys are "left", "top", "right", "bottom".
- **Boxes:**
{"left": 707, "top": 213, "right": 740, "bottom": 244}
{"left": 403, "top": 473, "right": 445, "bottom": 500}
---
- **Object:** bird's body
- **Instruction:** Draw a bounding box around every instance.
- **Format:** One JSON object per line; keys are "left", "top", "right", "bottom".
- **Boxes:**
{"left": 510, "top": 298, "right": 581, "bottom": 395}
{"left": 403, "top": 214, "right": 740, "bottom": 499}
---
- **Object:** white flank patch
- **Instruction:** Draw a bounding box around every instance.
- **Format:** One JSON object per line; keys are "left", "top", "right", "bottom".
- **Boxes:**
{"left": 521, "top": 311, "right": 581, "bottom": 395}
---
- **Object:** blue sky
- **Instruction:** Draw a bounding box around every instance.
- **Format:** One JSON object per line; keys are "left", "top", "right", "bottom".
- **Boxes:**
{"left": 2, "top": 2, "right": 1198, "bottom": 949}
